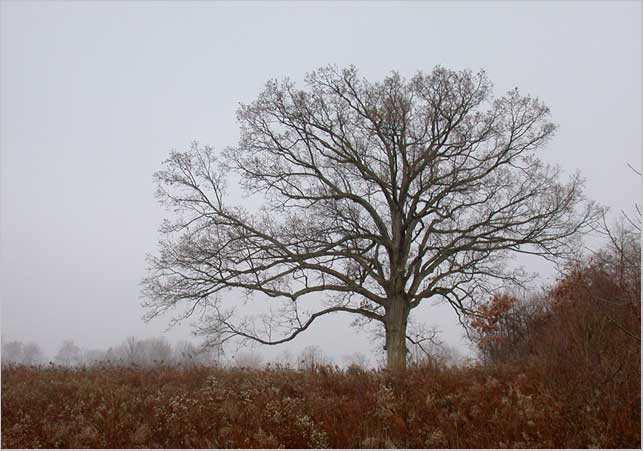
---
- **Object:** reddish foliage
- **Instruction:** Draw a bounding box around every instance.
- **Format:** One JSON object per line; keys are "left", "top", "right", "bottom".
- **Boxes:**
{"left": 471, "top": 233, "right": 641, "bottom": 449}
{"left": 1, "top": 361, "right": 639, "bottom": 448}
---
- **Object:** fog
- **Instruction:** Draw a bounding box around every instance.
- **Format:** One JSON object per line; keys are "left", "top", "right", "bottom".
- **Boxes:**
{"left": 1, "top": 1, "right": 640, "bottom": 364}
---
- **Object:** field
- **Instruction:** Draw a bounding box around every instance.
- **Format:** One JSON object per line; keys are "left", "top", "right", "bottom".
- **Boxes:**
{"left": 2, "top": 362, "right": 639, "bottom": 449}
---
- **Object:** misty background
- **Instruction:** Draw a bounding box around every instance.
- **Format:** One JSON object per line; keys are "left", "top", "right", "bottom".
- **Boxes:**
{"left": 1, "top": 1, "right": 640, "bottom": 365}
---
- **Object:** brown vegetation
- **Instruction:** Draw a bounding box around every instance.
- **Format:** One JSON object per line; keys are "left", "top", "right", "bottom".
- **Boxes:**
{"left": 469, "top": 224, "right": 641, "bottom": 449}
{"left": 2, "top": 358, "right": 639, "bottom": 449}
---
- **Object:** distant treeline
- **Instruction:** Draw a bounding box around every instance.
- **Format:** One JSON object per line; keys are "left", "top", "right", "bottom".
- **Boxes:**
{"left": 0, "top": 336, "right": 387, "bottom": 370}
{"left": 1, "top": 336, "right": 223, "bottom": 368}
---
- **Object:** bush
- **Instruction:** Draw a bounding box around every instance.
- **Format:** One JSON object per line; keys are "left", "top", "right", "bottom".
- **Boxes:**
{"left": 470, "top": 225, "right": 640, "bottom": 447}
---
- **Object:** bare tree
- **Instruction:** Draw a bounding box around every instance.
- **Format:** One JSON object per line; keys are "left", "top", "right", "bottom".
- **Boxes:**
{"left": 82, "top": 349, "right": 108, "bottom": 366}
{"left": 273, "top": 349, "right": 294, "bottom": 368}
{"left": 342, "top": 351, "right": 370, "bottom": 369}
{"left": 123, "top": 337, "right": 173, "bottom": 367}
{"left": 55, "top": 339, "right": 82, "bottom": 367}
{"left": 22, "top": 342, "right": 44, "bottom": 366}
{"left": 622, "top": 163, "right": 641, "bottom": 233}
{"left": 122, "top": 336, "right": 144, "bottom": 365}
{"left": 232, "top": 350, "right": 264, "bottom": 369}
{"left": 298, "top": 345, "right": 330, "bottom": 370}
{"left": 146, "top": 337, "right": 174, "bottom": 365}
{"left": 1, "top": 340, "right": 24, "bottom": 366}
{"left": 174, "top": 339, "right": 220, "bottom": 367}
{"left": 142, "top": 65, "right": 600, "bottom": 369}
{"left": 174, "top": 340, "right": 199, "bottom": 366}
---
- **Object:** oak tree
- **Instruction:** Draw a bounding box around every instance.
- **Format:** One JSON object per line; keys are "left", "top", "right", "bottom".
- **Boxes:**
{"left": 142, "top": 66, "right": 599, "bottom": 369}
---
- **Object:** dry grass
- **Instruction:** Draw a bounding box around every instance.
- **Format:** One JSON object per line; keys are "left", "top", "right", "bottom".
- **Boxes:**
{"left": 2, "top": 361, "right": 639, "bottom": 448}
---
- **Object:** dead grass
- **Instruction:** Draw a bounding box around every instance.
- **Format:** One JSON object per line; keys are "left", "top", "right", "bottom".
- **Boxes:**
{"left": 2, "top": 361, "right": 639, "bottom": 448}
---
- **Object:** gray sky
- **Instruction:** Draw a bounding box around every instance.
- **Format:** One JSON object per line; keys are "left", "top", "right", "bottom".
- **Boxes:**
{"left": 1, "top": 1, "right": 640, "bottom": 363}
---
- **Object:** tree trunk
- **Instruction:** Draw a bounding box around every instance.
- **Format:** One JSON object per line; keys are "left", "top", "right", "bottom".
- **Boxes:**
{"left": 385, "top": 300, "right": 409, "bottom": 370}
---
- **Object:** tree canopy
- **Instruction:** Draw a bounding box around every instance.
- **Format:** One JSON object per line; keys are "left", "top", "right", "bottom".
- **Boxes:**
{"left": 142, "top": 65, "right": 600, "bottom": 369}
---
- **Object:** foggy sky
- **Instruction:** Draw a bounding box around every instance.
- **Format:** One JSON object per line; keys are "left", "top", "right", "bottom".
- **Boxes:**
{"left": 1, "top": 1, "right": 640, "bottom": 363}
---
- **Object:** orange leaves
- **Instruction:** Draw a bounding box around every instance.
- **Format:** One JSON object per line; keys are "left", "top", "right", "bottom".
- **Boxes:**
{"left": 471, "top": 293, "right": 518, "bottom": 334}
{"left": 468, "top": 234, "right": 641, "bottom": 448}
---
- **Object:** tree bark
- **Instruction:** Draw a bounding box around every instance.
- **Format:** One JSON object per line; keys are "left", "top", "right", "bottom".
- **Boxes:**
{"left": 385, "top": 300, "right": 409, "bottom": 370}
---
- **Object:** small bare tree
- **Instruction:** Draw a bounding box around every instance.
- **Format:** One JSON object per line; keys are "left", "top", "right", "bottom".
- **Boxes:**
{"left": 142, "top": 66, "right": 600, "bottom": 369}
{"left": 298, "top": 345, "right": 330, "bottom": 370}
{"left": 1, "top": 340, "right": 24, "bottom": 366}
{"left": 232, "top": 350, "right": 264, "bottom": 369}
{"left": 22, "top": 342, "right": 44, "bottom": 366}
{"left": 54, "top": 339, "right": 82, "bottom": 367}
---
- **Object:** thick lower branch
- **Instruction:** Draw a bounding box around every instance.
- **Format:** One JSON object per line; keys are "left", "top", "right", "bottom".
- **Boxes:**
{"left": 213, "top": 305, "right": 384, "bottom": 346}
